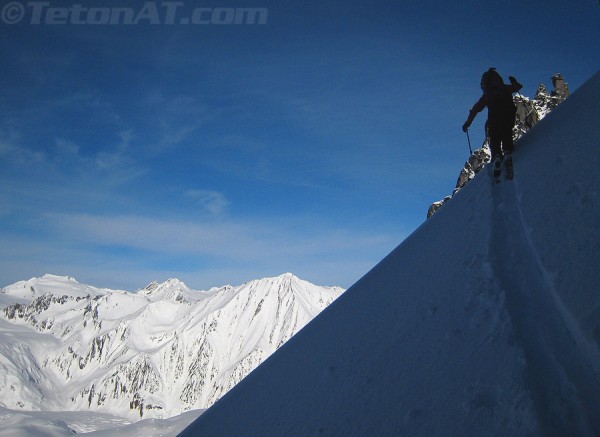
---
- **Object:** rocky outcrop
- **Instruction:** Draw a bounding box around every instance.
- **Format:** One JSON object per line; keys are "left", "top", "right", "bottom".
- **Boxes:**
{"left": 427, "top": 74, "right": 570, "bottom": 218}
{"left": 0, "top": 274, "right": 343, "bottom": 420}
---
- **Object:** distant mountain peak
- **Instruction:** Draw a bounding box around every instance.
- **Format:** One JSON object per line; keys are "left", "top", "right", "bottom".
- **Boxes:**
{"left": 0, "top": 273, "right": 344, "bottom": 420}
{"left": 40, "top": 273, "right": 79, "bottom": 282}
{"left": 139, "top": 278, "right": 190, "bottom": 294}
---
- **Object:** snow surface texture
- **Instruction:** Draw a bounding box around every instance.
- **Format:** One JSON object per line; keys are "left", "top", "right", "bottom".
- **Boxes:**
{"left": 0, "top": 405, "right": 203, "bottom": 437}
{"left": 0, "top": 273, "right": 342, "bottom": 433}
{"left": 180, "top": 71, "right": 600, "bottom": 436}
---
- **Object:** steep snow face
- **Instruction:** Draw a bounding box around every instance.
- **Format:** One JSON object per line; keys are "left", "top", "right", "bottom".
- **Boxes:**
{"left": 181, "top": 71, "right": 600, "bottom": 436}
{"left": 0, "top": 274, "right": 343, "bottom": 420}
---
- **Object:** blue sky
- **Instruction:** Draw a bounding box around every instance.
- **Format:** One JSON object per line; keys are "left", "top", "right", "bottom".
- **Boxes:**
{"left": 1, "top": 0, "right": 598, "bottom": 291}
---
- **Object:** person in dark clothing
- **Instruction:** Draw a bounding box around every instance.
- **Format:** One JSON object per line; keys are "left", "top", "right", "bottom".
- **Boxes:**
{"left": 462, "top": 68, "right": 523, "bottom": 176}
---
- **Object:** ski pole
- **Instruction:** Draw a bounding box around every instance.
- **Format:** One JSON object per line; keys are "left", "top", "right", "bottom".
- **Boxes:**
{"left": 466, "top": 130, "right": 473, "bottom": 156}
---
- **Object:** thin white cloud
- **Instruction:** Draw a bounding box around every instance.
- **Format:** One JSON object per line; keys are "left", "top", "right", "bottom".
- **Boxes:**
{"left": 0, "top": 129, "right": 46, "bottom": 163}
{"left": 93, "top": 129, "right": 136, "bottom": 170}
{"left": 54, "top": 138, "right": 80, "bottom": 156}
{"left": 141, "top": 90, "right": 214, "bottom": 154}
{"left": 41, "top": 212, "right": 401, "bottom": 265}
{"left": 0, "top": 210, "right": 402, "bottom": 291}
{"left": 184, "top": 189, "right": 230, "bottom": 215}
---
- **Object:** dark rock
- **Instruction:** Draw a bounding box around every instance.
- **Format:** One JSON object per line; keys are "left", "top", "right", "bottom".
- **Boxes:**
{"left": 427, "top": 74, "right": 569, "bottom": 218}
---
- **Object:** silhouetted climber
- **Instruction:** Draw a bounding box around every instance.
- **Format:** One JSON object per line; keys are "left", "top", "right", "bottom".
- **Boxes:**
{"left": 462, "top": 68, "right": 522, "bottom": 181}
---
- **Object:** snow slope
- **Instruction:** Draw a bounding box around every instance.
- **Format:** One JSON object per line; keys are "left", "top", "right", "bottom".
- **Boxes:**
{"left": 180, "top": 70, "right": 600, "bottom": 436}
{"left": 0, "top": 405, "right": 203, "bottom": 437}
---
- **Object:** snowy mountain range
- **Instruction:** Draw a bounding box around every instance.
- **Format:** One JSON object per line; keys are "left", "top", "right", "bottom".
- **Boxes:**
{"left": 179, "top": 71, "right": 600, "bottom": 435}
{"left": 0, "top": 273, "right": 343, "bottom": 422}
{"left": 428, "top": 73, "right": 570, "bottom": 218}
{"left": 1, "top": 70, "right": 597, "bottom": 436}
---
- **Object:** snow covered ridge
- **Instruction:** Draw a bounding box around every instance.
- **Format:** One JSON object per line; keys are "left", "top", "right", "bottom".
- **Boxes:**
{"left": 0, "top": 273, "right": 343, "bottom": 421}
{"left": 180, "top": 70, "right": 600, "bottom": 436}
{"left": 428, "top": 73, "right": 570, "bottom": 218}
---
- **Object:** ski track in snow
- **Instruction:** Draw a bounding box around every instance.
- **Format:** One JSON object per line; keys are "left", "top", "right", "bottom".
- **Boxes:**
{"left": 490, "top": 169, "right": 600, "bottom": 436}
{"left": 179, "top": 72, "right": 600, "bottom": 436}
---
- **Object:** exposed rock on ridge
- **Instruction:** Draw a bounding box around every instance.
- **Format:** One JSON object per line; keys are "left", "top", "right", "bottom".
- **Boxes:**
{"left": 0, "top": 274, "right": 343, "bottom": 420}
{"left": 427, "top": 74, "right": 570, "bottom": 218}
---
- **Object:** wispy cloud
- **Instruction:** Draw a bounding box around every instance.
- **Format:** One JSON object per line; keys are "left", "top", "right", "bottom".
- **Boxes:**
{"left": 0, "top": 128, "right": 46, "bottom": 164}
{"left": 0, "top": 125, "right": 149, "bottom": 219}
{"left": 184, "top": 189, "right": 230, "bottom": 215}
{"left": 94, "top": 130, "right": 135, "bottom": 170}
{"left": 40, "top": 212, "right": 402, "bottom": 266}
{"left": 1, "top": 205, "right": 405, "bottom": 290}
{"left": 140, "top": 91, "right": 213, "bottom": 154}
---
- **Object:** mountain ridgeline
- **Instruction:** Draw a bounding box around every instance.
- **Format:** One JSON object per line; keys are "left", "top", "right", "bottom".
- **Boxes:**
{"left": 179, "top": 70, "right": 600, "bottom": 436}
{"left": 428, "top": 74, "right": 570, "bottom": 218}
{"left": 0, "top": 273, "right": 343, "bottom": 420}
